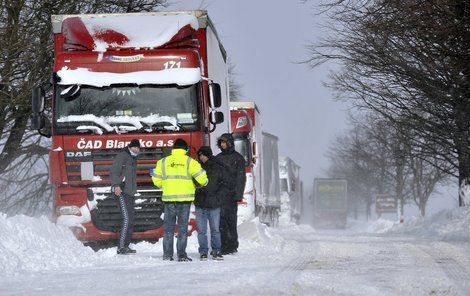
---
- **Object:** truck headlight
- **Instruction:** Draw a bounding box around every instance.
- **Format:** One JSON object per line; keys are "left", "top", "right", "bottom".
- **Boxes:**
{"left": 58, "top": 205, "right": 81, "bottom": 215}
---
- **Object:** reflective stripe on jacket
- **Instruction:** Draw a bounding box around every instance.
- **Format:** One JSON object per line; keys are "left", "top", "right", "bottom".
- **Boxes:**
{"left": 151, "top": 148, "right": 208, "bottom": 202}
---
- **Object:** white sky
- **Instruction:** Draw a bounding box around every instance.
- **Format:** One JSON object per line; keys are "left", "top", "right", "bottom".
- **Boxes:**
{"left": 166, "top": 1, "right": 459, "bottom": 214}
{"left": 166, "top": 1, "right": 347, "bottom": 188}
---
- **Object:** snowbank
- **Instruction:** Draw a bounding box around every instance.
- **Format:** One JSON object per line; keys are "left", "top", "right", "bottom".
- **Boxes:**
{"left": 1, "top": 206, "right": 469, "bottom": 277}
{"left": 359, "top": 206, "right": 470, "bottom": 241}
{"left": 0, "top": 214, "right": 95, "bottom": 276}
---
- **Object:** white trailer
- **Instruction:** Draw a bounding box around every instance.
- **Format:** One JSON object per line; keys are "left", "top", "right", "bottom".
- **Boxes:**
{"left": 258, "top": 132, "right": 281, "bottom": 226}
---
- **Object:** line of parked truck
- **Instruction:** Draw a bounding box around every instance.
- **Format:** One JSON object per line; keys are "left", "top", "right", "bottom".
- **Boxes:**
{"left": 230, "top": 102, "right": 303, "bottom": 226}
{"left": 30, "top": 10, "right": 304, "bottom": 245}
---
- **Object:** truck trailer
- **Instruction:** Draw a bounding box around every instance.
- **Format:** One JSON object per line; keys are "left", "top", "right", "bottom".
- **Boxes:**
{"left": 258, "top": 132, "right": 281, "bottom": 226}
{"left": 30, "top": 11, "right": 230, "bottom": 244}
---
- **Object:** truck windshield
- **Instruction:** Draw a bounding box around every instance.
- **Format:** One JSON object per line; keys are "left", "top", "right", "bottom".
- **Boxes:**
{"left": 53, "top": 84, "right": 199, "bottom": 134}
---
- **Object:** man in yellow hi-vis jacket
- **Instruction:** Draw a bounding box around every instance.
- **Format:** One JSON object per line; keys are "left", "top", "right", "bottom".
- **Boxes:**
{"left": 151, "top": 138, "right": 208, "bottom": 262}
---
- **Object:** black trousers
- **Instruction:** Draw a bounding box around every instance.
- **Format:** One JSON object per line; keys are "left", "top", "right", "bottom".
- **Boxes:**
{"left": 220, "top": 200, "right": 239, "bottom": 252}
{"left": 117, "top": 194, "right": 135, "bottom": 249}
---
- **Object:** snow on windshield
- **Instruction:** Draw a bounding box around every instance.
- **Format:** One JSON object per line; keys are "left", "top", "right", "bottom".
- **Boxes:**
{"left": 57, "top": 114, "right": 179, "bottom": 134}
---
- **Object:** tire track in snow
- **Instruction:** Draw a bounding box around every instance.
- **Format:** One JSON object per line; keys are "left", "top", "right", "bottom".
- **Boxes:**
{"left": 419, "top": 242, "right": 470, "bottom": 295}
{"left": 261, "top": 242, "right": 317, "bottom": 295}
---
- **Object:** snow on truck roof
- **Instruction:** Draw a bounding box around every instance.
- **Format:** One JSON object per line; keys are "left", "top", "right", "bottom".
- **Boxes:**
{"left": 53, "top": 12, "right": 200, "bottom": 51}
{"left": 230, "top": 101, "right": 259, "bottom": 110}
{"left": 51, "top": 10, "right": 226, "bottom": 56}
{"left": 57, "top": 67, "right": 201, "bottom": 87}
{"left": 52, "top": 12, "right": 211, "bottom": 87}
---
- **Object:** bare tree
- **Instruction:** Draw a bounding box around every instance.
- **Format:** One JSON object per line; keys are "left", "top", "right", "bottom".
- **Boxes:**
{"left": 327, "top": 113, "right": 396, "bottom": 219}
{"left": 307, "top": 0, "right": 470, "bottom": 206}
{"left": 0, "top": 0, "right": 169, "bottom": 216}
{"left": 228, "top": 61, "right": 244, "bottom": 101}
{"left": 327, "top": 111, "right": 448, "bottom": 217}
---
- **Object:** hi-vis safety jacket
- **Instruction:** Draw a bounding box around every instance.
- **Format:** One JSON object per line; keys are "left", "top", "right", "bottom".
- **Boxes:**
{"left": 151, "top": 148, "right": 208, "bottom": 202}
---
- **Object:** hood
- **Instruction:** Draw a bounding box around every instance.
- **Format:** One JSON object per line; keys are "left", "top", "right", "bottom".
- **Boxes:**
{"left": 217, "top": 133, "right": 235, "bottom": 153}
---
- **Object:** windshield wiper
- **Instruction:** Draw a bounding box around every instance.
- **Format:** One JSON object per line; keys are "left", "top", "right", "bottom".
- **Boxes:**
{"left": 76, "top": 125, "right": 104, "bottom": 135}
{"left": 139, "top": 115, "right": 181, "bottom": 132}
{"left": 150, "top": 121, "right": 181, "bottom": 132}
{"left": 106, "top": 117, "right": 143, "bottom": 129}
{"left": 58, "top": 115, "right": 114, "bottom": 133}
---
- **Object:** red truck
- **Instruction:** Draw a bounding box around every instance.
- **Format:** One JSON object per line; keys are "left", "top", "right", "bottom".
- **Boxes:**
{"left": 230, "top": 102, "right": 281, "bottom": 226}
{"left": 230, "top": 102, "right": 262, "bottom": 219}
{"left": 30, "top": 11, "right": 230, "bottom": 245}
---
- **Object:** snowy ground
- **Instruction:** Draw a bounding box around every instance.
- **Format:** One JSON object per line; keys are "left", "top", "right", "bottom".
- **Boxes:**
{"left": 1, "top": 207, "right": 470, "bottom": 295}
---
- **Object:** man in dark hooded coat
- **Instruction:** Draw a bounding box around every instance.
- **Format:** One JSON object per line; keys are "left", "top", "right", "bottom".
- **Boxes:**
{"left": 215, "top": 133, "right": 246, "bottom": 254}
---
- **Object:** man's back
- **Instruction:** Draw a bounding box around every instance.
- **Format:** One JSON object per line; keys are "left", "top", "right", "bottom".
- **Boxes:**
{"left": 152, "top": 148, "right": 208, "bottom": 202}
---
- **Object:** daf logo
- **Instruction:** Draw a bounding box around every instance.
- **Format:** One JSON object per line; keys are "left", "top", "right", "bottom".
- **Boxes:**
{"left": 66, "top": 151, "right": 92, "bottom": 158}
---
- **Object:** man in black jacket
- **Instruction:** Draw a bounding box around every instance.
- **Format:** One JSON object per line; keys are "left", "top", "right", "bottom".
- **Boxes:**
{"left": 195, "top": 146, "right": 227, "bottom": 260}
{"left": 216, "top": 133, "right": 246, "bottom": 255}
{"left": 110, "top": 139, "right": 141, "bottom": 255}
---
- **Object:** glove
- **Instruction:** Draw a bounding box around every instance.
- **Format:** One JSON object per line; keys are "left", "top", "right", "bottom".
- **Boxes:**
{"left": 193, "top": 179, "right": 203, "bottom": 188}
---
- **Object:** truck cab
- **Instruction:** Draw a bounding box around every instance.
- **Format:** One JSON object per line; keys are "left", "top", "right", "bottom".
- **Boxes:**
{"left": 31, "top": 11, "right": 230, "bottom": 244}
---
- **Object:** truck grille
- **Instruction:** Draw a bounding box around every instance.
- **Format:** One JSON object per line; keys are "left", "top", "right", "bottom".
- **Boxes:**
{"left": 65, "top": 147, "right": 170, "bottom": 233}
{"left": 90, "top": 185, "right": 164, "bottom": 233}
{"left": 65, "top": 147, "right": 171, "bottom": 182}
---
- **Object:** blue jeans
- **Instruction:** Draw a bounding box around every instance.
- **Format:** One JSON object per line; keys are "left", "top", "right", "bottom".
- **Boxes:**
{"left": 163, "top": 202, "right": 191, "bottom": 258}
{"left": 195, "top": 207, "right": 221, "bottom": 255}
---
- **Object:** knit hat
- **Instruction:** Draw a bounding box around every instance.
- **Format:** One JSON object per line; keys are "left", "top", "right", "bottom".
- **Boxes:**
{"left": 173, "top": 138, "right": 188, "bottom": 150}
{"left": 197, "top": 146, "right": 213, "bottom": 158}
{"left": 128, "top": 139, "right": 141, "bottom": 148}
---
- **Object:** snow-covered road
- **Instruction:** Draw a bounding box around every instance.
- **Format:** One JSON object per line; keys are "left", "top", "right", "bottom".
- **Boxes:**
{"left": 1, "top": 210, "right": 470, "bottom": 295}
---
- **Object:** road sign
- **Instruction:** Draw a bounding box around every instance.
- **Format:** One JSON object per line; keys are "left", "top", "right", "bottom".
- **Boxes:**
{"left": 376, "top": 194, "right": 397, "bottom": 213}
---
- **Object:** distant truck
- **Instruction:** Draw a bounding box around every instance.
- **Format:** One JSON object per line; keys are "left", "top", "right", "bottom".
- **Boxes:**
{"left": 30, "top": 11, "right": 230, "bottom": 244}
{"left": 279, "top": 156, "right": 303, "bottom": 224}
{"left": 313, "top": 178, "right": 348, "bottom": 228}
{"left": 230, "top": 103, "right": 281, "bottom": 226}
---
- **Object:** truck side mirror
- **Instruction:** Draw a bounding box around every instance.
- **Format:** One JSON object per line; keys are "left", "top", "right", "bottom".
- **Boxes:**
{"left": 209, "top": 83, "right": 222, "bottom": 108}
{"left": 30, "top": 113, "right": 45, "bottom": 130}
{"left": 209, "top": 111, "right": 224, "bottom": 125}
{"left": 31, "top": 85, "right": 52, "bottom": 137}
{"left": 32, "top": 86, "right": 45, "bottom": 113}
{"left": 29, "top": 113, "right": 51, "bottom": 137}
